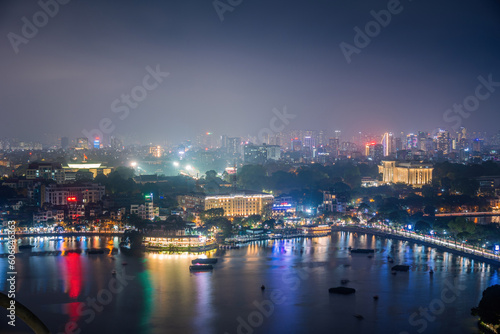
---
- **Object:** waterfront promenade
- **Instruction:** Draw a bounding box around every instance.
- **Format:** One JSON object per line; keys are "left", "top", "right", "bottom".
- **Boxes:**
{"left": 0, "top": 230, "right": 125, "bottom": 238}
{"left": 333, "top": 224, "right": 500, "bottom": 267}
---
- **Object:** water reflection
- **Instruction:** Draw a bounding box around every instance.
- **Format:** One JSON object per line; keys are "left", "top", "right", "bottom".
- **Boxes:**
{"left": 1, "top": 233, "right": 498, "bottom": 333}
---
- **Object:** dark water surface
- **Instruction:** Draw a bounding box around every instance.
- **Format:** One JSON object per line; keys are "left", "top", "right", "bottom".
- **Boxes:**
{"left": 0, "top": 232, "right": 497, "bottom": 334}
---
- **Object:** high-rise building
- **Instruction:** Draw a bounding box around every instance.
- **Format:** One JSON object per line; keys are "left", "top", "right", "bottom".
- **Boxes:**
{"left": 291, "top": 138, "right": 302, "bottom": 151}
{"left": 149, "top": 145, "right": 164, "bottom": 158}
{"left": 60, "top": 137, "right": 69, "bottom": 151}
{"left": 76, "top": 137, "right": 89, "bottom": 150}
{"left": 381, "top": 132, "right": 393, "bottom": 156}
{"left": 406, "top": 133, "right": 418, "bottom": 149}
{"left": 395, "top": 137, "right": 402, "bottom": 152}
{"left": 417, "top": 132, "right": 428, "bottom": 151}
{"left": 436, "top": 129, "right": 450, "bottom": 154}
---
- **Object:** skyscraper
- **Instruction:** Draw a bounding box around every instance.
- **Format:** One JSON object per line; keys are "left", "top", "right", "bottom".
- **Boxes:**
{"left": 381, "top": 132, "right": 393, "bottom": 156}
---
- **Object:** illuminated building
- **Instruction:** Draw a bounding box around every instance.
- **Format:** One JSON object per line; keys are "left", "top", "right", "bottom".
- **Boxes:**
{"left": 149, "top": 145, "right": 164, "bottom": 158}
{"left": 365, "top": 142, "right": 383, "bottom": 160}
{"left": 93, "top": 137, "right": 101, "bottom": 149}
{"left": 76, "top": 137, "right": 89, "bottom": 150}
{"left": 26, "top": 162, "right": 65, "bottom": 183}
{"left": 379, "top": 161, "right": 433, "bottom": 186}
{"left": 42, "top": 183, "right": 105, "bottom": 205}
{"left": 63, "top": 162, "right": 113, "bottom": 180}
{"left": 131, "top": 194, "right": 155, "bottom": 220}
{"left": 272, "top": 196, "right": 296, "bottom": 215}
{"left": 436, "top": 129, "right": 450, "bottom": 154}
{"left": 406, "top": 133, "right": 418, "bottom": 149}
{"left": 205, "top": 193, "right": 274, "bottom": 217}
{"left": 291, "top": 138, "right": 302, "bottom": 151}
{"left": 243, "top": 144, "right": 281, "bottom": 163}
{"left": 177, "top": 194, "right": 205, "bottom": 211}
{"left": 381, "top": 132, "right": 393, "bottom": 156}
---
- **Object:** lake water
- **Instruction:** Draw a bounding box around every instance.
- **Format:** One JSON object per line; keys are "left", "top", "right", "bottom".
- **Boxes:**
{"left": 0, "top": 232, "right": 497, "bottom": 334}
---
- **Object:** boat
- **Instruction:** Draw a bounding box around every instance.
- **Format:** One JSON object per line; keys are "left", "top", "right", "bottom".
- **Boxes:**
{"left": 388, "top": 258, "right": 394, "bottom": 263}
{"left": 392, "top": 265, "right": 410, "bottom": 272}
{"left": 189, "top": 264, "right": 213, "bottom": 271}
{"left": 19, "top": 245, "right": 34, "bottom": 250}
{"left": 192, "top": 258, "right": 218, "bottom": 265}
{"left": 429, "top": 267, "right": 434, "bottom": 274}
{"left": 373, "top": 295, "right": 379, "bottom": 300}
{"left": 86, "top": 248, "right": 105, "bottom": 254}
{"left": 111, "top": 270, "right": 116, "bottom": 275}
{"left": 354, "top": 314, "right": 364, "bottom": 320}
{"left": 122, "top": 262, "right": 128, "bottom": 266}
{"left": 328, "top": 287, "right": 356, "bottom": 295}
{"left": 350, "top": 249, "right": 375, "bottom": 254}
{"left": 341, "top": 279, "right": 350, "bottom": 285}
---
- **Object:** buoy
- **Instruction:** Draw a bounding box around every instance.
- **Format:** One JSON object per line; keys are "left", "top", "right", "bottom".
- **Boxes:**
{"left": 261, "top": 285, "right": 266, "bottom": 290}
{"left": 373, "top": 295, "right": 379, "bottom": 300}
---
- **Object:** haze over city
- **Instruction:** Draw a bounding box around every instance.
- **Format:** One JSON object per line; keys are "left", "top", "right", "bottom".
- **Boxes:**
{"left": 1, "top": 0, "right": 500, "bottom": 144}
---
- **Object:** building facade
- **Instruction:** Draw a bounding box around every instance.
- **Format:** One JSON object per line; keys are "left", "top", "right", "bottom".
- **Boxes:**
{"left": 205, "top": 193, "right": 274, "bottom": 217}
{"left": 42, "top": 183, "right": 105, "bottom": 206}
{"left": 379, "top": 161, "right": 433, "bottom": 186}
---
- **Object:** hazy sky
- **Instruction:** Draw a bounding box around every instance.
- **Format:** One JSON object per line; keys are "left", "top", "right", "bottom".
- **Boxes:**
{"left": 1, "top": 0, "right": 500, "bottom": 144}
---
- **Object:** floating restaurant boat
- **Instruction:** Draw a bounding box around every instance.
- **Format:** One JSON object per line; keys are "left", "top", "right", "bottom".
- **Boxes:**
{"left": 189, "top": 264, "right": 213, "bottom": 271}
{"left": 192, "top": 258, "right": 218, "bottom": 265}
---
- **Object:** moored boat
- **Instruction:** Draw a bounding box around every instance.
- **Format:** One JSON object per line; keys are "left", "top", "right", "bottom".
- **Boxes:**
{"left": 350, "top": 249, "right": 374, "bottom": 254}
{"left": 192, "top": 258, "right": 218, "bottom": 265}
{"left": 189, "top": 264, "right": 213, "bottom": 271}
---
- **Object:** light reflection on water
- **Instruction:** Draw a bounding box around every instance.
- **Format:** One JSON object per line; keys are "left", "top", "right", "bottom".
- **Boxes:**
{"left": 0, "top": 233, "right": 496, "bottom": 333}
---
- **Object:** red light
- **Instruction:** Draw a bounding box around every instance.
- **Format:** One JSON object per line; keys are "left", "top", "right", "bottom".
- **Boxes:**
{"left": 67, "top": 197, "right": 77, "bottom": 202}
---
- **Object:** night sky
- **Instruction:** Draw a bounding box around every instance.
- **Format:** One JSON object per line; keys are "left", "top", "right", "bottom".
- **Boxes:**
{"left": 1, "top": 0, "right": 500, "bottom": 143}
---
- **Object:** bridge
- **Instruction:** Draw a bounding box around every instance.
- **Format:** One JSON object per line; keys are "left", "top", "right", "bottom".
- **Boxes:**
{"left": 332, "top": 224, "right": 500, "bottom": 267}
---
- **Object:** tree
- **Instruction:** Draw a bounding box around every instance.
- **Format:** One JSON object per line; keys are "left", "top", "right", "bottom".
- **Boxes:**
{"left": 200, "top": 208, "right": 224, "bottom": 222}
{"left": 415, "top": 221, "right": 431, "bottom": 234}
{"left": 447, "top": 217, "right": 475, "bottom": 241}
{"left": 244, "top": 215, "right": 262, "bottom": 227}
{"left": 237, "top": 165, "right": 267, "bottom": 191}
{"left": 472, "top": 285, "right": 500, "bottom": 331}
{"left": 263, "top": 218, "right": 276, "bottom": 229}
